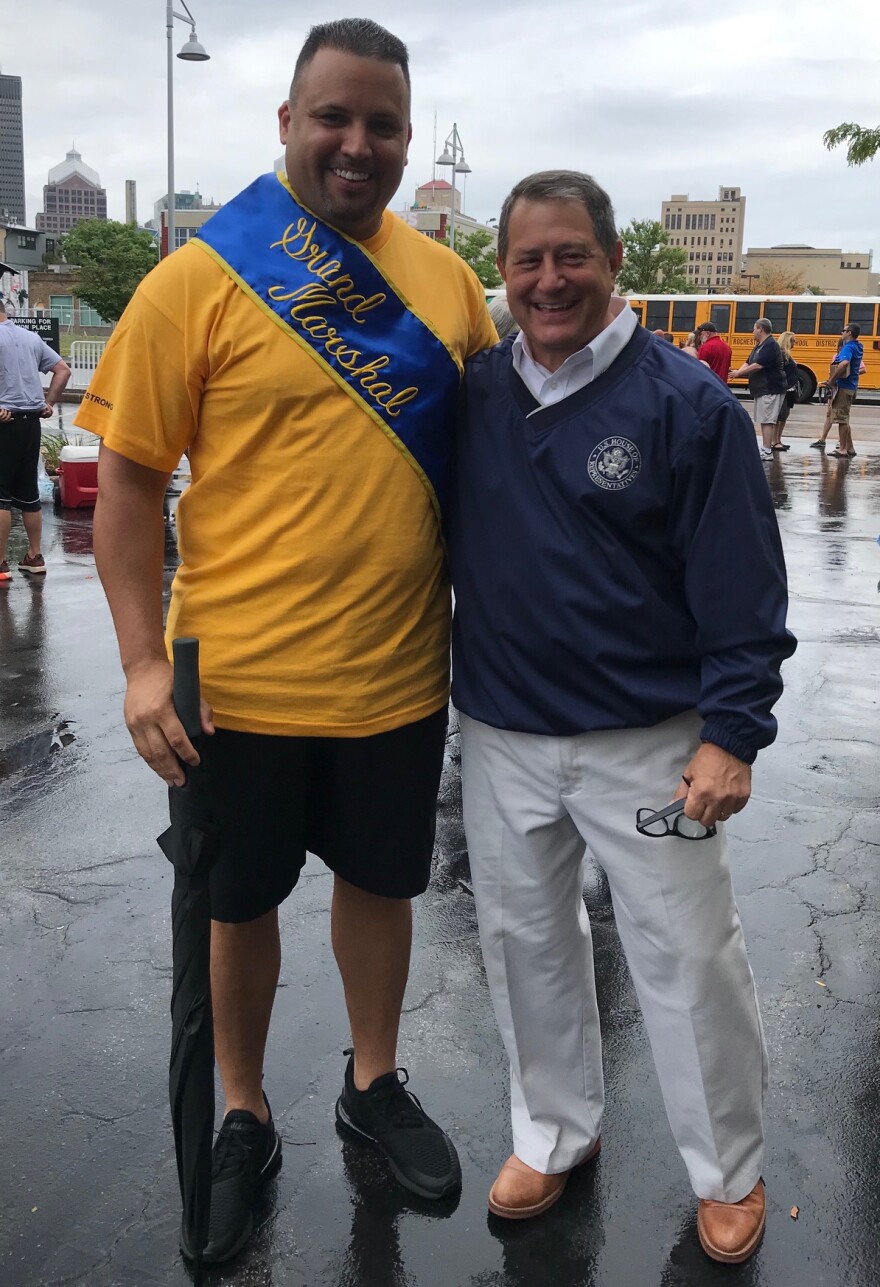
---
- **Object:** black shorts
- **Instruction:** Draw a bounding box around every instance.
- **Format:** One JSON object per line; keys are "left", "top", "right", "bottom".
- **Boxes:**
{"left": 198, "top": 708, "right": 449, "bottom": 923}
{"left": 0, "top": 412, "right": 42, "bottom": 512}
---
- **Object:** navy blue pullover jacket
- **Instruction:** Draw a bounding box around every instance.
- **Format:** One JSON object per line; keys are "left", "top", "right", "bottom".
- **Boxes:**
{"left": 448, "top": 327, "right": 797, "bottom": 764}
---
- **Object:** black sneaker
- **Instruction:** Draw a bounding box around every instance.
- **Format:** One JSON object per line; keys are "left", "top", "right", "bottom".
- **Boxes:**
{"left": 181, "top": 1094, "right": 282, "bottom": 1265}
{"left": 335, "top": 1052, "right": 461, "bottom": 1200}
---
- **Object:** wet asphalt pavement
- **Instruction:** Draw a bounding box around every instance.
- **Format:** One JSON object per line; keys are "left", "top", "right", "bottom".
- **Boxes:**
{"left": 1, "top": 411, "right": 879, "bottom": 1287}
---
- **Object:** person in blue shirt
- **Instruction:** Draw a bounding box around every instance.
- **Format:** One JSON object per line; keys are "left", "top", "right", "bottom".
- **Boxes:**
{"left": 0, "top": 299, "right": 71, "bottom": 580}
{"left": 447, "top": 170, "right": 796, "bottom": 1266}
{"left": 810, "top": 324, "right": 864, "bottom": 457}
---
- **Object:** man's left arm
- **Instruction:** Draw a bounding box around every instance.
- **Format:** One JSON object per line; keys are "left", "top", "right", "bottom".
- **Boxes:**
{"left": 668, "top": 398, "right": 797, "bottom": 827}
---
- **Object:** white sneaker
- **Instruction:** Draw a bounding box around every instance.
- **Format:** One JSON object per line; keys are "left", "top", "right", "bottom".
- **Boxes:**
{"left": 759, "top": 447, "right": 773, "bottom": 460}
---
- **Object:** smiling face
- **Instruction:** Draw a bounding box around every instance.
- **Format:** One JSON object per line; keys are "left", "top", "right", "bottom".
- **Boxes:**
{"left": 278, "top": 48, "right": 411, "bottom": 240}
{"left": 498, "top": 198, "right": 623, "bottom": 372}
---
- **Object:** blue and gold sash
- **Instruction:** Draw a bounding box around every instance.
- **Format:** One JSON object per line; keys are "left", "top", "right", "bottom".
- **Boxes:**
{"left": 195, "top": 172, "right": 460, "bottom": 519}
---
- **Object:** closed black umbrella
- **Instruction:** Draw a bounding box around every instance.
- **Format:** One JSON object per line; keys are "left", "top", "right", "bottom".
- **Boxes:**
{"left": 157, "top": 636, "right": 218, "bottom": 1280}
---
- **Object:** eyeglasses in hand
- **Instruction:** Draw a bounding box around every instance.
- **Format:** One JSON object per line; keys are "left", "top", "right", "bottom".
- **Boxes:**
{"left": 636, "top": 797, "right": 717, "bottom": 841}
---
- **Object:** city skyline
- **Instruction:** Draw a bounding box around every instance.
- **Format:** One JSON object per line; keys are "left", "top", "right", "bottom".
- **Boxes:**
{"left": 5, "top": 1, "right": 880, "bottom": 251}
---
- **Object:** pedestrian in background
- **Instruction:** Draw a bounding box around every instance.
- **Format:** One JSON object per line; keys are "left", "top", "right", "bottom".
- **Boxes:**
{"left": 488, "top": 292, "right": 518, "bottom": 339}
{"left": 771, "top": 331, "right": 798, "bottom": 452}
{"left": 695, "top": 321, "right": 732, "bottom": 384}
{"left": 0, "top": 299, "right": 70, "bottom": 581}
{"left": 681, "top": 330, "right": 700, "bottom": 358}
{"left": 810, "top": 324, "right": 863, "bottom": 457}
{"left": 730, "top": 319, "right": 787, "bottom": 460}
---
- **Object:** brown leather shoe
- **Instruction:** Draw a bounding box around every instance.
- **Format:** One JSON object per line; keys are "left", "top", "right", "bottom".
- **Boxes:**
{"left": 697, "top": 1179, "right": 766, "bottom": 1264}
{"left": 488, "top": 1137, "right": 600, "bottom": 1220}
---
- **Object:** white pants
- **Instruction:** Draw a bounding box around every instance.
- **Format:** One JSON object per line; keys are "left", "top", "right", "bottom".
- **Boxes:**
{"left": 459, "top": 710, "right": 767, "bottom": 1203}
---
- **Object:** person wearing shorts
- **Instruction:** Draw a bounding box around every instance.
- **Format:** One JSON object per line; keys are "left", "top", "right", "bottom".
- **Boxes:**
{"left": 730, "top": 318, "right": 787, "bottom": 461}
{"left": 76, "top": 18, "right": 496, "bottom": 1267}
{"left": 0, "top": 299, "right": 70, "bottom": 580}
{"left": 811, "top": 324, "right": 863, "bottom": 457}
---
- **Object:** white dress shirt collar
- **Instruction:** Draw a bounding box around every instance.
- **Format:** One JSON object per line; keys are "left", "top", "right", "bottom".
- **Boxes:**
{"left": 511, "top": 296, "right": 637, "bottom": 408}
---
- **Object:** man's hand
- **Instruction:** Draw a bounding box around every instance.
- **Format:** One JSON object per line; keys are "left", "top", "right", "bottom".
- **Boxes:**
{"left": 123, "top": 657, "right": 215, "bottom": 786}
{"left": 672, "top": 742, "right": 751, "bottom": 829}
{"left": 0, "top": 408, "right": 12, "bottom": 423}
{"left": 40, "top": 402, "right": 54, "bottom": 419}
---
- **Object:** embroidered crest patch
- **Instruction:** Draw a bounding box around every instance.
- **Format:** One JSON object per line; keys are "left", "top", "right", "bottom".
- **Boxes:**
{"left": 587, "top": 436, "right": 641, "bottom": 491}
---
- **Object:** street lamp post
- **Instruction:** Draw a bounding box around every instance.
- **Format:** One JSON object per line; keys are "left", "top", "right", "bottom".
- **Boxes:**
{"left": 435, "top": 124, "right": 471, "bottom": 252}
{"left": 166, "top": 1, "right": 209, "bottom": 257}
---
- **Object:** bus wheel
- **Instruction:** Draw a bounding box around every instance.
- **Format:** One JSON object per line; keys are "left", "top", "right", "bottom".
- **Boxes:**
{"left": 796, "top": 367, "right": 816, "bottom": 403}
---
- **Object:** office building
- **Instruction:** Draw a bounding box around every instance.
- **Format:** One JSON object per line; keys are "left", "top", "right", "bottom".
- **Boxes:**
{"left": 147, "top": 190, "right": 222, "bottom": 251}
{"left": 125, "top": 179, "right": 138, "bottom": 225}
{"left": 742, "top": 245, "right": 880, "bottom": 296}
{"left": 660, "top": 186, "right": 746, "bottom": 289}
{"left": 36, "top": 148, "right": 107, "bottom": 234}
{"left": 0, "top": 73, "right": 26, "bottom": 225}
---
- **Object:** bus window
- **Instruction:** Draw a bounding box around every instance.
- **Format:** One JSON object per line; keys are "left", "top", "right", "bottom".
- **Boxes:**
{"left": 790, "top": 302, "right": 817, "bottom": 334}
{"left": 645, "top": 302, "right": 670, "bottom": 331}
{"left": 847, "top": 302, "right": 876, "bottom": 334}
{"left": 671, "top": 301, "right": 696, "bottom": 332}
{"left": 734, "top": 302, "right": 760, "bottom": 332}
{"left": 818, "top": 303, "right": 845, "bottom": 334}
{"left": 764, "top": 302, "right": 788, "bottom": 332}
{"left": 629, "top": 301, "right": 645, "bottom": 325}
{"left": 710, "top": 304, "right": 731, "bottom": 332}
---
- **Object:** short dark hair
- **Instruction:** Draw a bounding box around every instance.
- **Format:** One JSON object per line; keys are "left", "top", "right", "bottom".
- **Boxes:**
{"left": 848, "top": 323, "right": 861, "bottom": 339}
{"left": 290, "top": 18, "right": 410, "bottom": 102}
{"left": 755, "top": 318, "right": 772, "bottom": 335}
{"left": 697, "top": 321, "right": 716, "bottom": 333}
{"left": 497, "top": 170, "right": 618, "bottom": 263}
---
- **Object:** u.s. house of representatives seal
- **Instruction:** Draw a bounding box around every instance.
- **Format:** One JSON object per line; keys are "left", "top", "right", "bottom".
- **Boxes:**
{"left": 587, "top": 436, "right": 641, "bottom": 491}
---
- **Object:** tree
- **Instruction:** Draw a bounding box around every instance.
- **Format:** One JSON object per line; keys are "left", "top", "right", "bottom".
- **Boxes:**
{"left": 60, "top": 219, "right": 158, "bottom": 323}
{"left": 727, "top": 264, "right": 805, "bottom": 295}
{"left": 444, "top": 227, "right": 502, "bottom": 288}
{"left": 616, "top": 219, "right": 691, "bottom": 294}
{"left": 824, "top": 122, "right": 880, "bottom": 166}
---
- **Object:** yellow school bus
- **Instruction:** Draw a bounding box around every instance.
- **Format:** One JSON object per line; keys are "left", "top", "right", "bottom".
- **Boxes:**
{"left": 625, "top": 294, "right": 880, "bottom": 401}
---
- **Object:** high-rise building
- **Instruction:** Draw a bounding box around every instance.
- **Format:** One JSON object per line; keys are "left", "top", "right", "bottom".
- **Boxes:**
{"left": 125, "top": 179, "right": 137, "bottom": 225}
{"left": 0, "top": 74, "right": 26, "bottom": 225}
{"left": 36, "top": 147, "right": 107, "bottom": 235}
{"left": 660, "top": 186, "right": 746, "bottom": 290}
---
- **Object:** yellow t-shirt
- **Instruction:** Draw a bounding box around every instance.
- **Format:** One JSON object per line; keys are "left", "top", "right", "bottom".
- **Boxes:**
{"left": 76, "top": 206, "right": 496, "bottom": 736}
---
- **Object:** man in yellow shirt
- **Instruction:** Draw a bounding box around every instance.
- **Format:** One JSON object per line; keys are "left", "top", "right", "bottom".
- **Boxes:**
{"left": 77, "top": 18, "right": 495, "bottom": 1265}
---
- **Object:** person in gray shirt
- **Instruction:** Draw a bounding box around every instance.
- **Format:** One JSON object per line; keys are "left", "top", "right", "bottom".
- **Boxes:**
{"left": 0, "top": 300, "right": 70, "bottom": 579}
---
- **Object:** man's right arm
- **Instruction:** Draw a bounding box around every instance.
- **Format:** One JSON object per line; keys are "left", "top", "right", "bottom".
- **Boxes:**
{"left": 94, "top": 446, "right": 212, "bottom": 785}
{"left": 42, "top": 359, "right": 71, "bottom": 416}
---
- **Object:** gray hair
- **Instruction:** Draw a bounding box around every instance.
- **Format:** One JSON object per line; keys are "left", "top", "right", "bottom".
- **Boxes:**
{"left": 755, "top": 318, "right": 772, "bottom": 335}
{"left": 488, "top": 293, "right": 518, "bottom": 340}
{"left": 497, "top": 170, "right": 617, "bottom": 263}
{"left": 290, "top": 18, "right": 410, "bottom": 102}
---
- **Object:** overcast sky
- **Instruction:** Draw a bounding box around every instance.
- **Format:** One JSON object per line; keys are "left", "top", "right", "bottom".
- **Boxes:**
{"left": 5, "top": 0, "right": 879, "bottom": 251}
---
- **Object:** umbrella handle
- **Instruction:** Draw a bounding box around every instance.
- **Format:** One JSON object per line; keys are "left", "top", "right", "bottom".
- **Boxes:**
{"left": 172, "top": 636, "right": 202, "bottom": 741}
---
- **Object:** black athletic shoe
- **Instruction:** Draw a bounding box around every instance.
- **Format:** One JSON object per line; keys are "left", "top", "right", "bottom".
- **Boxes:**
{"left": 181, "top": 1094, "right": 282, "bottom": 1266}
{"left": 335, "top": 1052, "right": 461, "bottom": 1200}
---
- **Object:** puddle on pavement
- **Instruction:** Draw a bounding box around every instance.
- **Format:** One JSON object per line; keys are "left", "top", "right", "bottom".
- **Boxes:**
{"left": 0, "top": 719, "right": 76, "bottom": 781}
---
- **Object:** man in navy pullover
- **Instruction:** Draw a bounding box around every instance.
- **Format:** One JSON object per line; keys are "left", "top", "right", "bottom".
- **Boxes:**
{"left": 447, "top": 171, "right": 795, "bottom": 1266}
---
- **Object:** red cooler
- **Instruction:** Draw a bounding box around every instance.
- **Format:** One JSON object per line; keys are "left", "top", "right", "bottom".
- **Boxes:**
{"left": 57, "top": 444, "right": 99, "bottom": 508}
